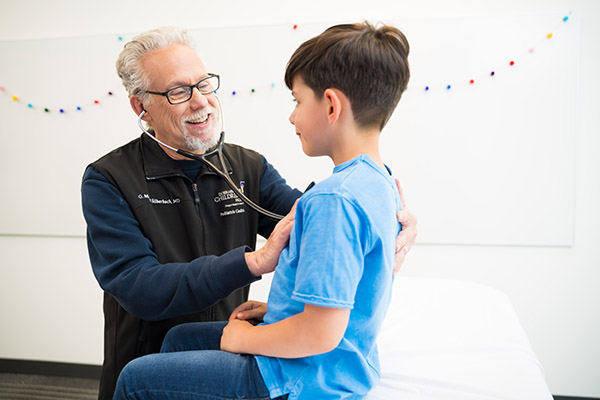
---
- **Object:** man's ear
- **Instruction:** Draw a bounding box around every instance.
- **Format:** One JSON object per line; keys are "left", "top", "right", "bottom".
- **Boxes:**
{"left": 323, "top": 88, "right": 344, "bottom": 125}
{"left": 130, "top": 95, "right": 151, "bottom": 121}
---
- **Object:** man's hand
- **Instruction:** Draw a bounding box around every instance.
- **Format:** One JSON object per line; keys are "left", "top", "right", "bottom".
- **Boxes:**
{"left": 230, "top": 300, "right": 267, "bottom": 325}
{"left": 245, "top": 201, "right": 298, "bottom": 276}
{"left": 394, "top": 179, "right": 417, "bottom": 275}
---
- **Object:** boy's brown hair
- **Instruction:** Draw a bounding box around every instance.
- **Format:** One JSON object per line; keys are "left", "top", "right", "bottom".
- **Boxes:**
{"left": 285, "top": 21, "right": 410, "bottom": 131}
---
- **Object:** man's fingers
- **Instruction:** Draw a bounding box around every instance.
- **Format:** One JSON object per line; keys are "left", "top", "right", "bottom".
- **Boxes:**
{"left": 393, "top": 246, "right": 408, "bottom": 276}
{"left": 395, "top": 178, "right": 407, "bottom": 210}
{"left": 393, "top": 208, "right": 417, "bottom": 275}
{"left": 282, "top": 199, "right": 298, "bottom": 222}
{"left": 392, "top": 180, "right": 417, "bottom": 276}
{"left": 272, "top": 199, "right": 298, "bottom": 239}
{"left": 397, "top": 208, "right": 416, "bottom": 225}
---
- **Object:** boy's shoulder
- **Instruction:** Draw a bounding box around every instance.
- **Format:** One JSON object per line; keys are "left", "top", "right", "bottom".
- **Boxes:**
{"left": 306, "top": 155, "right": 396, "bottom": 201}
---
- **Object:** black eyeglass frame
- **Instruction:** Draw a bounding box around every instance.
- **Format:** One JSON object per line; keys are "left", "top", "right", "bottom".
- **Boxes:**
{"left": 145, "top": 73, "right": 220, "bottom": 105}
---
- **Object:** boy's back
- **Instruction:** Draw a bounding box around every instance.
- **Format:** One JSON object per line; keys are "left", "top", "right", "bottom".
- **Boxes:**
{"left": 256, "top": 154, "right": 401, "bottom": 399}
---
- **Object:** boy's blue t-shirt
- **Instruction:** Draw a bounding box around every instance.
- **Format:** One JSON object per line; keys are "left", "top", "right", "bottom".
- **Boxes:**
{"left": 255, "top": 154, "right": 401, "bottom": 400}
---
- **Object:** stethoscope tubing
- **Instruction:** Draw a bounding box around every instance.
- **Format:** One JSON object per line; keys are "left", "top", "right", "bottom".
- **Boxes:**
{"left": 137, "top": 94, "right": 285, "bottom": 220}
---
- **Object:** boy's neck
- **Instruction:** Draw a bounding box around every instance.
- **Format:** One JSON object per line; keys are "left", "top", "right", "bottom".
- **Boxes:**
{"left": 330, "top": 126, "right": 385, "bottom": 170}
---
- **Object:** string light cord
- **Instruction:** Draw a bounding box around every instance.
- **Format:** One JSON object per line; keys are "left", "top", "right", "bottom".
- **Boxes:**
{"left": 1, "top": 15, "right": 573, "bottom": 109}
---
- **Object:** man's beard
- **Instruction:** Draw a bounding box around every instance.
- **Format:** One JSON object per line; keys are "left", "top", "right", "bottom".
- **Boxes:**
{"left": 183, "top": 129, "right": 220, "bottom": 153}
{"left": 181, "top": 108, "right": 221, "bottom": 153}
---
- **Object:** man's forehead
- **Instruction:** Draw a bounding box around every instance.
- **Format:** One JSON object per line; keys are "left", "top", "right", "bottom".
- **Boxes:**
{"left": 142, "top": 44, "right": 208, "bottom": 87}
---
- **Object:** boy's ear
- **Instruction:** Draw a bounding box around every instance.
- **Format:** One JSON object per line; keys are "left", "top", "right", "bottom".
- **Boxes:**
{"left": 130, "top": 95, "right": 151, "bottom": 121}
{"left": 323, "top": 88, "right": 344, "bottom": 125}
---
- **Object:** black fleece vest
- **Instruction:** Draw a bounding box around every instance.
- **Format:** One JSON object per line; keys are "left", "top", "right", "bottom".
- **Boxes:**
{"left": 91, "top": 134, "right": 266, "bottom": 399}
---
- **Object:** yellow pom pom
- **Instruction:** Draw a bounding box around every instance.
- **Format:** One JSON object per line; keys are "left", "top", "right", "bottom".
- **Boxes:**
{"left": 547, "top": 33, "right": 553, "bottom": 39}
{"left": 12, "top": 95, "right": 18, "bottom": 101}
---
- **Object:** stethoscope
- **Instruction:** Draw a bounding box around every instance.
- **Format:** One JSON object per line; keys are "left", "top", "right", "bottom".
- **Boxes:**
{"left": 137, "top": 93, "right": 285, "bottom": 220}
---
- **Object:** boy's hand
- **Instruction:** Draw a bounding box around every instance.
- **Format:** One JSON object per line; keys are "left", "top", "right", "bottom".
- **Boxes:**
{"left": 221, "top": 318, "right": 253, "bottom": 354}
{"left": 394, "top": 179, "right": 417, "bottom": 276}
{"left": 231, "top": 300, "right": 267, "bottom": 325}
{"left": 222, "top": 301, "right": 267, "bottom": 353}
{"left": 245, "top": 200, "right": 298, "bottom": 277}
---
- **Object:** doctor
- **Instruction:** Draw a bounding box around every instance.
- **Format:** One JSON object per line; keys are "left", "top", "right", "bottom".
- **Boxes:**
{"left": 80, "top": 26, "right": 417, "bottom": 400}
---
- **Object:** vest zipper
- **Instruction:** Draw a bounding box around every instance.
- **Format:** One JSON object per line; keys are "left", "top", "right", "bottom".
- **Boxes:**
{"left": 191, "top": 183, "right": 201, "bottom": 214}
{"left": 191, "top": 182, "right": 208, "bottom": 254}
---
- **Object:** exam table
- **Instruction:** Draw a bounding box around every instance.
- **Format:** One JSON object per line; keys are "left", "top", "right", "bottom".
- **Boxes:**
{"left": 367, "top": 277, "right": 553, "bottom": 400}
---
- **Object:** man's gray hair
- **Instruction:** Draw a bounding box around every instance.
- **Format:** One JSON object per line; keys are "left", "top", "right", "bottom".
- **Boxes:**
{"left": 116, "top": 26, "right": 196, "bottom": 104}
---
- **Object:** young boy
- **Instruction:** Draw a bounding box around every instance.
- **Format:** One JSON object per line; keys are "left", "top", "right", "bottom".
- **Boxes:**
{"left": 113, "top": 21, "right": 410, "bottom": 400}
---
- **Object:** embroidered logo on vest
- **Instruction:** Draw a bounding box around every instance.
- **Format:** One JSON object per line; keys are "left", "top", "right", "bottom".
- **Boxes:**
{"left": 137, "top": 193, "right": 181, "bottom": 205}
{"left": 214, "top": 188, "right": 246, "bottom": 217}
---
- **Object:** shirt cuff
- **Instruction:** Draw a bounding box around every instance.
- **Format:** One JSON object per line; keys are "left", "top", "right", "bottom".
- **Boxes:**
{"left": 209, "top": 246, "right": 261, "bottom": 296}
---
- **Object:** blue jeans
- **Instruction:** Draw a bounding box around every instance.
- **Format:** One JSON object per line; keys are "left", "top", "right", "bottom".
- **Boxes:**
{"left": 113, "top": 322, "right": 287, "bottom": 400}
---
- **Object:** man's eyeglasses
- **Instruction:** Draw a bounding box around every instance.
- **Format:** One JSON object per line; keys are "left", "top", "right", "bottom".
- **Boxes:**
{"left": 145, "top": 74, "right": 220, "bottom": 105}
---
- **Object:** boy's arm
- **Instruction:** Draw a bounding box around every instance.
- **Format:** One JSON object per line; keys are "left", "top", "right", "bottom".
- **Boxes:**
{"left": 221, "top": 304, "right": 350, "bottom": 358}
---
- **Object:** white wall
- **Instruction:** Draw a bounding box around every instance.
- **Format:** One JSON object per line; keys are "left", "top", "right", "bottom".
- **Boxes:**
{"left": 0, "top": 0, "right": 599, "bottom": 397}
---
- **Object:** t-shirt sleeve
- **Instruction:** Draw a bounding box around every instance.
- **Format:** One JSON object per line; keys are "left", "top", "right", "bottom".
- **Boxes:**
{"left": 291, "top": 193, "right": 369, "bottom": 309}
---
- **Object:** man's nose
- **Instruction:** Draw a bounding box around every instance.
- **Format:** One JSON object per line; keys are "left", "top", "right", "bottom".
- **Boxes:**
{"left": 189, "top": 87, "right": 209, "bottom": 109}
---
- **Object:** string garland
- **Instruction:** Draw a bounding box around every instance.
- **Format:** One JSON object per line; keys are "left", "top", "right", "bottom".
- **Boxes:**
{"left": 0, "top": 86, "right": 117, "bottom": 113}
{"left": 230, "top": 82, "right": 278, "bottom": 96}
{"left": 1, "top": 15, "right": 571, "bottom": 114}
{"left": 0, "top": 32, "right": 126, "bottom": 114}
{"left": 421, "top": 13, "right": 570, "bottom": 92}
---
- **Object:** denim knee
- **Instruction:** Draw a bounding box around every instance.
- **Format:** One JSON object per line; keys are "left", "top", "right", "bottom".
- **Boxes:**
{"left": 113, "top": 357, "right": 145, "bottom": 400}
{"left": 161, "top": 321, "right": 227, "bottom": 353}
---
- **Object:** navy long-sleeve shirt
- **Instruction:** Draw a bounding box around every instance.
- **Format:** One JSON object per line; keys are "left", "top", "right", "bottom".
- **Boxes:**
{"left": 81, "top": 155, "right": 301, "bottom": 321}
